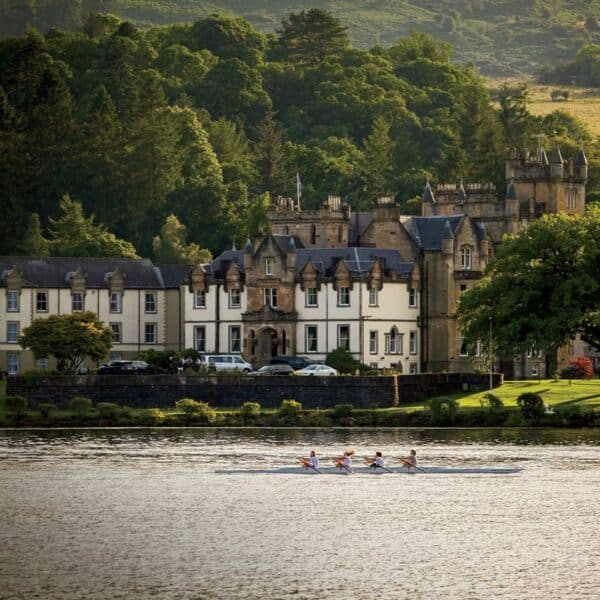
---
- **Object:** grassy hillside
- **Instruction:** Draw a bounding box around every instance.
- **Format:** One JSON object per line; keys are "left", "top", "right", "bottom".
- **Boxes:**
{"left": 527, "top": 85, "right": 600, "bottom": 137}
{"left": 3, "top": 0, "right": 600, "bottom": 76}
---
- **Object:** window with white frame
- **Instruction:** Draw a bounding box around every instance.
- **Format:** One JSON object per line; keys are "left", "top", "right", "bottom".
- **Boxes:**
{"left": 368, "top": 287, "right": 378, "bottom": 307}
{"left": 409, "top": 363, "right": 418, "bottom": 374}
{"left": 369, "top": 331, "right": 378, "bottom": 354}
{"left": 229, "top": 288, "right": 241, "bottom": 308}
{"left": 305, "top": 287, "right": 318, "bottom": 307}
{"left": 7, "top": 352, "right": 19, "bottom": 375}
{"left": 7, "top": 290, "right": 19, "bottom": 312}
{"left": 460, "top": 246, "right": 472, "bottom": 270}
{"left": 71, "top": 291, "right": 84, "bottom": 311}
{"left": 459, "top": 337, "right": 469, "bottom": 357}
{"left": 145, "top": 323, "right": 157, "bottom": 344}
{"left": 264, "top": 288, "right": 278, "bottom": 308}
{"left": 337, "top": 325, "right": 350, "bottom": 350}
{"left": 305, "top": 325, "right": 318, "bottom": 353}
{"left": 408, "top": 288, "right": 417, "bottom": 307}
{"left": 7, "top": 321, "right": 19, "bottom": 343}
{"left": 385, "top": 327, "right": 402, "bottom": 354}
{"left": 338, "top": 286, "right": 350, "bottom": 306}
{"left": 527, "top": 348, "right": 542, "bottom": 358}
{"left": 36, "top": 357, "right": 48, "bottom": 371}
{"left": 229, "top": 326, "right": 241, "bottom": 353}
{"left": 265, "top": 257, "right": 275, "bottom": 276}
{"left": 36, "top": 291, "right": 48, "bottom": 312}
{"left": 145, "top": 292, "right": 157, "bottom": 313}
{"left": 110, "top": 292, "right": 122, "bottom": 313}
{"left": 110, "top": 322, "right": 122, "bottom": 344}
{"left": 409, "top": 331, "right": 417, "bottom": 355}
{"left": 194, "top": 290, "right": 206, "bottom": 309}
{"left": 194, "top": 326, "right": 206, "bottom": 352}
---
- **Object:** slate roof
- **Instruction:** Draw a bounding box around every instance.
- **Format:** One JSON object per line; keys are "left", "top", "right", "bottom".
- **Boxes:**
{"left": 157, "top": 264, "right": 192, "bottom": 288}
{"left": 403, "top": 215, "right": 487, "bottom": 251}
{"left": 205, "top": 249, "right": 245, "bottom": 278}
{"left": 296, "top": 248, "right": 413, "bottom": 278}
{"left": 0, "top": 256, "right": 164, "bottom": 289}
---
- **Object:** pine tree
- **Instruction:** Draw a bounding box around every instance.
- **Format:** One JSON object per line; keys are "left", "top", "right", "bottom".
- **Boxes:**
{"left": 360, "top": 115, "right": 394, "bottom": 202}
{"left": 20, "top": 213, "right": 50, "bottom": 256}
{"left": 152, "top": 215, "right": 212, "bottom": 264}
{"left": 255, "top": 109, "right": 288, "bottom": 198}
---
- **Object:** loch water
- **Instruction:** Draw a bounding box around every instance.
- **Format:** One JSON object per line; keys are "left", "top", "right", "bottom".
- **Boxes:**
{"left": 1, "top": 427, "right": 600, "bottom": 599}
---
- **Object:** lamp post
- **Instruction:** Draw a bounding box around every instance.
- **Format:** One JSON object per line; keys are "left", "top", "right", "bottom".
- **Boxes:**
{"left": 489, "top": 317, "right": 493, "bottom": 391}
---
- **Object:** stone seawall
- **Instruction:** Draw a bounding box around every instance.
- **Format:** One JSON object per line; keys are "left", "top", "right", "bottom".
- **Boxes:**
{"left": 7, "top": 373, "right": 503, "bottom": 409}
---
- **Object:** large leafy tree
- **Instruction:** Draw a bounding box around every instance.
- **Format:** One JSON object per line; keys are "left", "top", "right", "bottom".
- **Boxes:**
{"left": 19, "top": 311, "right": 114, "bottom": 373}
{"left": 152, "top": 214, "right": 212, "bottom": 265}
{"left": 458, "top": 210, "right": 600, "bottom": 358}
{"left": 278, "top": 9, "right": 349, "bottom": 66}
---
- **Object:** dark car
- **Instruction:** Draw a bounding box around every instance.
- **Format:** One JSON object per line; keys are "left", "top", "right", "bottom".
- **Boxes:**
{"left": 97, "top": 360, "right": 153, "bottom": 374}
{"left": 270, "top": 356, "right": 313, "bottom": 370}
{"left": 253, "top": 364, "right": 294, "bottom": 376}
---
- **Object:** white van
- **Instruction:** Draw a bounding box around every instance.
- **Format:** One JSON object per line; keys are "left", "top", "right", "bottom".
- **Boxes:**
{"left": 202, "top": 355, "right": 253, "bottom": 374}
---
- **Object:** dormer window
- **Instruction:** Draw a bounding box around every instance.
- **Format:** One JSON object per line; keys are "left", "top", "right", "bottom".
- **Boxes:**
{"left": 460, "top": 246, "right": 472, "bottom": 270}
{"left": 229, "top": 288, "right": 241, "bottom": 308}
{"left": 338, "top": 286, "right": 350, "bottom": 307}
{"left": 36, "top": 291, "right": 48, "bottom": 312}
{"left": 7, "top": 290, "right": 19, "bottom": 312}
{"left": 265, "top": 257, "right": 275, "bottom": 276}
{"left": 194, "top": 290, "right": 206, "bottom": 309}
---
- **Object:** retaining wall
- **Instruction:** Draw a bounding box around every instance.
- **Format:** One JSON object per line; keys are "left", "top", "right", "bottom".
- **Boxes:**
{"left": 7, "top": 373, "right": 503, "bottom": 409}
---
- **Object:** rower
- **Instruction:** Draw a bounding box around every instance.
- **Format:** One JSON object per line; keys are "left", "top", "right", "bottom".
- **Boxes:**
{"left": 399, "top": 449, "right": 417, "bottom": 470}
{"left": 334, "top": 449, "right": 354, "bottom": 471}
{"left": 299, "top": 450, "right": 319, "bottom": 471}
{"left": 365, "top": 451, "right": 385, "bottom": 469}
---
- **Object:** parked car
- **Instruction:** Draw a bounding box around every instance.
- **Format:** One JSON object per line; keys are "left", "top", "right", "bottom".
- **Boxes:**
{"left": 270, "top": 356, "right": 313, "bottom": 370}
{"left": 97, "top": 360, "right": 153, "bottom": 374}
{"left": 253, "top": 364, "right": 294, "bottom": 376}
{"left": 295, "top": 364, "right": 338, "bottom": 376}
{"left": 199, "top": 355, "right": 253, "bottom": 374}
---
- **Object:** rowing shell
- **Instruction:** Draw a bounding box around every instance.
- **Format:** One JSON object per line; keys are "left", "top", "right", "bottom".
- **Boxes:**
{"left": 215, "top": 466, "right": 523, "bottom": 476}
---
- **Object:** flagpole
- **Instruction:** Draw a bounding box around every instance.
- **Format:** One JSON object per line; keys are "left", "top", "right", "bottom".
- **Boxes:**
{"left": 296, "top": 172, "right": 302, "bottom": 211}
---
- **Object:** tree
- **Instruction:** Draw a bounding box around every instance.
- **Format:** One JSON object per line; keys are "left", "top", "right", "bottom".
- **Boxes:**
{"left": 19, "top": 312, "right": 114, "bottom": 373}
{"left": 495, "top": 82, "right": 532, "bottom": 147}
{"left": 47, "top": 194, "right": 138, "bottom": 258}
{"left": 20, "top": 213, "right": 50, "bottom": 256}
{"left": 152, "top": 214, "right": 212, "bottom": 264}
{"left": 278, "top": 9, "right": 349, "bottom": 65}
{"left": 458, "top": 210, "right": 600, "bottom": 359}
{"left": 255, "top": 109, "right": 288, "bottom": 198}
{"left": 359, "top": 115, "right": 394, "bottom": 203}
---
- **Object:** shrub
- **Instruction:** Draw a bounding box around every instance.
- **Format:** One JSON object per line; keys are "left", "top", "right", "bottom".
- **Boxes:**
{"left": 96, "top": 402, "right": 121, "bottom": 419}
{"left": 5, "top": 395, "right": 27, "bottom": 416}
{"left": 134, "top": 408, "right": 164, "bottom": 426}
{"left": 175, "top": 398, "right": 217, "bottom": 424}
{"left": 562, "top": 356, "right": 593, "bottom": 379}
{"left": 429, "top": 396, "right": 458, "bottom": 424}
{"left": 516, "top": 392, "right": 544, "bottom": 421}
{"left": 38, "top": 402, "right": 57, "bottom": 420}
{"left": 240, "top": 401, "right": 261, "bottom": 424}
{"left": 325, "top": 348, "right": 360, "bottom": 374}
{"left": 24, "top": 369, "right": 48, "bottom": 386}
{"left": 481, "top": 392, "right": 504, "bottom": 410}
{"left": 69, "top": 396, "right": 93, "bottom": 415}
{"left": 333, "top": 404, "right": 354, "bottom": 420}
{"left": 278, "top": 399, "right": 303, "bottom": 423}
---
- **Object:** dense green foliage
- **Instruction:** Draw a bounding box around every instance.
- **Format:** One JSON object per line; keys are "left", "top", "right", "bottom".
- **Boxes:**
{"left": 0, "top": 11, "right": 596, "bottom": 258}
{"left": 3, "top": 1, "right": 600, "bottom": 76}
{"left": 539, "top": 44, "right": 600, "bottom": 86}
{"left": 458, "top": 209, "right": 600, "bottom": 356}
{"left": 19, "top": 312, "right": 114, "bottom": 373}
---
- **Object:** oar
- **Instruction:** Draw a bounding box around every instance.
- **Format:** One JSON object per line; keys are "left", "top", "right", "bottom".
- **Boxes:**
{"left": 333, "top": 459, "right": 353, "bottom": 474}
{"left": 298, "top": 458, "right": 322, "bottom": 474}
{"left": 363, "top": 458, "right": 393, "bottom": 473}
{"left": 397, "top": 457, "right": 427, "bottom": 473}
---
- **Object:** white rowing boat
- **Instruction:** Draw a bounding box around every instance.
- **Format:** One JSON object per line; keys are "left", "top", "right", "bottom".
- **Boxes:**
{"left": 215, "top": 466, "right": 523, "bottom": 476}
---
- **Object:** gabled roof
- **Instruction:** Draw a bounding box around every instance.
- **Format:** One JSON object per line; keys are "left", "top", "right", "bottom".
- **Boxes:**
{"left": 348, "top": 212, "right": 374, "bottom": 245}
{"left": 296, "top": 248, "right": 413, "bottom": 279}
{"left": 575, "top": 147, "right": 588, "bottom": 167}
{"left": 403, "top": 215, "right": 487, "bottom": 251}
{"left": 0, "top": 256, "right": 164, "bottom": 289}
{"left": 550, "top": 147, "right": 564, "bottom": 164}
{"left": 423, "top": 181, "right": 435, "bottom": 203}
{"left": 206, "top": 249, "right": 245, "bottom": 278}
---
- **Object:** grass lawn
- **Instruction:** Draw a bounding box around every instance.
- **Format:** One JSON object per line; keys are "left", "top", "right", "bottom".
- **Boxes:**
{"left": 398, "top": 379, "right": 600, "bottom": 412}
